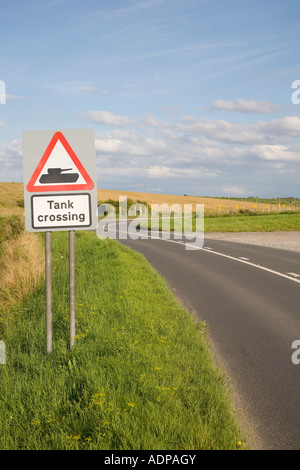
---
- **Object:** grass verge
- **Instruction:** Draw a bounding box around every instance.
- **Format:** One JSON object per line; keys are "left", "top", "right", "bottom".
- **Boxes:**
{"left": 0, "top": 216, "right": 44, "bottom": 333}
{"left": 204, "top": 212, "right": 300, "bottom": 232}
{"left": 0, "top": 231, "right": 243, "bottom": 450}
{"left": 0, "top": 183, "right": 24, "bottom": 216}
{"left": 142, "top": 212, "right": 300, "bottom": 232}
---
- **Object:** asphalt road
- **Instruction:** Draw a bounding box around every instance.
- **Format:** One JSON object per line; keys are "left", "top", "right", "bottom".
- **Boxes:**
{"left": 110, "top": 226, "right": 300, "bottom": 450}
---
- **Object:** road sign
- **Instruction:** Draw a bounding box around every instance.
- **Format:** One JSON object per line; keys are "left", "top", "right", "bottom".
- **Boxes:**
{"left": 23, "top": 129, "right": 98, "bottom": 353}
{"left": 23, "top": 129, "right": 97, "bottom": 232}
{"left": 26, "top": 131, "right": 94, "bottom": 192}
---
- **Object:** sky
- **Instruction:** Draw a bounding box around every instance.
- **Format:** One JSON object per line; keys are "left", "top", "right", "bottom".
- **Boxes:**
{"left": 1, "top": 0, "right": 300, "bottom": 198}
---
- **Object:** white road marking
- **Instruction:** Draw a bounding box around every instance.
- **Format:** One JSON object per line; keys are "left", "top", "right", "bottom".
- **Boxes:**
{"left": 287, "top": 272, "right": 300, "bottom": 278}
{"left": 100, "top": 225, "right": 300, "bottom": 284}
{"left": 239, "top": 257, "right": 250, "bottom": 261}
{"left": 193, "top": 245, "right": 300, "bottom": 284}
{"left": 152, "top": 239, "right": 300, "bottom": 284}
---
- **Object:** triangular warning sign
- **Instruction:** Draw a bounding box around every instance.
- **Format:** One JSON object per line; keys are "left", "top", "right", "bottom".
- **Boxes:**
{"left": 26, "top": 131, "right": 94, "bottom": 192}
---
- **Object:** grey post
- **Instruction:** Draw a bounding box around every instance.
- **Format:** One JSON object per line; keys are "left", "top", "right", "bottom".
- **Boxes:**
{"left": 69, "top": 230, "right": 76, "bottom": 349}
{"left": 45, "top": 231, "right": 52, "bottom": 354}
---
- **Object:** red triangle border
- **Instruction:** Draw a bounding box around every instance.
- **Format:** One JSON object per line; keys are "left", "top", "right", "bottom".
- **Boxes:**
{"left": 26, "top": 131, "right": 95, "bottom": 192}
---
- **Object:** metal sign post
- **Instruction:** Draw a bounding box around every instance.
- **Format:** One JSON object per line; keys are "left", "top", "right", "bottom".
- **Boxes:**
{"left": 45, "top": 231, "right": 52, "bottom": 354}
{"left": 69, "top": 230, "right": 76, "bottom": 349}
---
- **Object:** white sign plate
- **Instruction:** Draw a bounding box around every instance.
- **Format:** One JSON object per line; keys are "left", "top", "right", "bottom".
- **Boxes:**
{"left": 31, "top": 194, "right": 91, "bottom": 229}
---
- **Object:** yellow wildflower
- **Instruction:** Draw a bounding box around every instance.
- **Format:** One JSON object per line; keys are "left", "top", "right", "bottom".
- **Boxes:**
{"left": 32, "top": 419, "right": 40, "bottom": 426}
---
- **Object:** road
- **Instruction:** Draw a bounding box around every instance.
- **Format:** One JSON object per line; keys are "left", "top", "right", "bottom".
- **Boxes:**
{"left": 108, "top": 225, "right": 300, "bottom": 450}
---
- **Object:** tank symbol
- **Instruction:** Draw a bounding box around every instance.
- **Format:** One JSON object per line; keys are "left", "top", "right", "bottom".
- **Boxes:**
{"left": 39, "top": 168, "right": 79, "bottom": 184}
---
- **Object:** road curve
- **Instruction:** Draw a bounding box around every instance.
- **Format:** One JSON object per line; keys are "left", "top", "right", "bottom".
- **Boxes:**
{"left": 116, "top": 231, "right": 300, "bottom": 450}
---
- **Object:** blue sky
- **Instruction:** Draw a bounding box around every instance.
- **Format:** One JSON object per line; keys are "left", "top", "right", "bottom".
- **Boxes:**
{"left": 1, "top": 0, "right": 300, "bottom": 197}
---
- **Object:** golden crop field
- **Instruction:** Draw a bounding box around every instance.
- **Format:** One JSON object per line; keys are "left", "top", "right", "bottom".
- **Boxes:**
{"left": 98, "top": 188, "right": 280, "bottom": 213}
{"left": 0, "top": 183, "right": 24, "bottom": 216}
{"left": 0, "top": 183, "right": 290, "bottom": 216}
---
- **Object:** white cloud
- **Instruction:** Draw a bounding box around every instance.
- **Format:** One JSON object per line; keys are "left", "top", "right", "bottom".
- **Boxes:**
{"left": 90, "top": 110, "right": 300, "bottom": 148}
{"left": 176, "top": 115, "right": 300, "bottom": 146}
{"left": 61, "top": 109, "right": 300, "bottom": 194}
{"left": 80, "top": 86, "right": 108, "bottom": 95}
{"left": 178, "top": 118, "right": 263, "bottom": 145}
{"left": 146, "top": 165, "right": 172, "bottom": 178}
{"left": 80, "top": 86, "right": 96, "bottom": 93}
{"left": 212, "top": 98, "right": 279, "bottom": 114}
{"left": 0, "top": 118, "right": 5, "bottom": 127}
{"left": 140, "top": 114, "right": 160, "bottom": 127}
{"left": 95, "top": 137, "right": 122, "bottom": 153}
{"left": 2, "top": 107, "right": 300, "bottom": 195}
{"left": 0, "top": 138, "right": 22, "bottom": 181}
{"left": 263, "top": 116, "right": 300, "bottom": 137}
{"left": 95, "top": 129, "right": 167, "bottom": 157}
{"left": 180, "top": 115, "right": 198, "bottom": 123}
{"left": 0, "top": 138, "right": 21, "bottom": 158}
{"left": 147, "top": 165, "right": 219, "bottom": 179}
{"left": 6, "top": 94, "right": 24, "bottom": 100}
{"left": 140, "top": 114, "right": 172, "bottom": 128}
{"left": 92, "top": 113, "right": 300, "bottom": 171}
{"left": 221, "top": 186, "right": 246, "bottom": 195}
{"left": 252, "top": 144, "right": 300, "bottom": 162}
{"left": 86, "top": 110, "right": 135, "bottom": 126}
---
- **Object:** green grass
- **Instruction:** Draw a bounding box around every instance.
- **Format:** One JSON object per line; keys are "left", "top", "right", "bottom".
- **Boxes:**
{"left": 0, "top": 215, "right": 24, "bottom": 245}
{"left": 0, "top": 215, "right": 25, "bottom": 264}
{"left": 202, "top": 195, "right": 300, "bottom": 206}
{"left": 0, "top": 231, "right": 243, "bottom": 450}
{"left": 143, "top": 212, "right": 300, "bottom": 233}
{"left": 204, "top": 212, "right": 300, "bottom": 232}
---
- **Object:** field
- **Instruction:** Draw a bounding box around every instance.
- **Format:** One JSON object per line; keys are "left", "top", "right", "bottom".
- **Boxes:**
{"left": 0, "top": 183, "right": 24, "bottom": 216}
{"left": 0, "top": 215, "right": 43, "bottom": 318}
{"left": 96, "top": 187, "right": 300, "bottom": 233}
{"left": 0, "top": 183, "right": 295, "bottom": 216}
{"left": 143, "top": 212, "right": 300, "bottom": 233}
{"left": 98, "top": 188, "right": 295, "bottom": 214}
{"left": 203, "top": 212, "right": 300, "bottom": 232}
